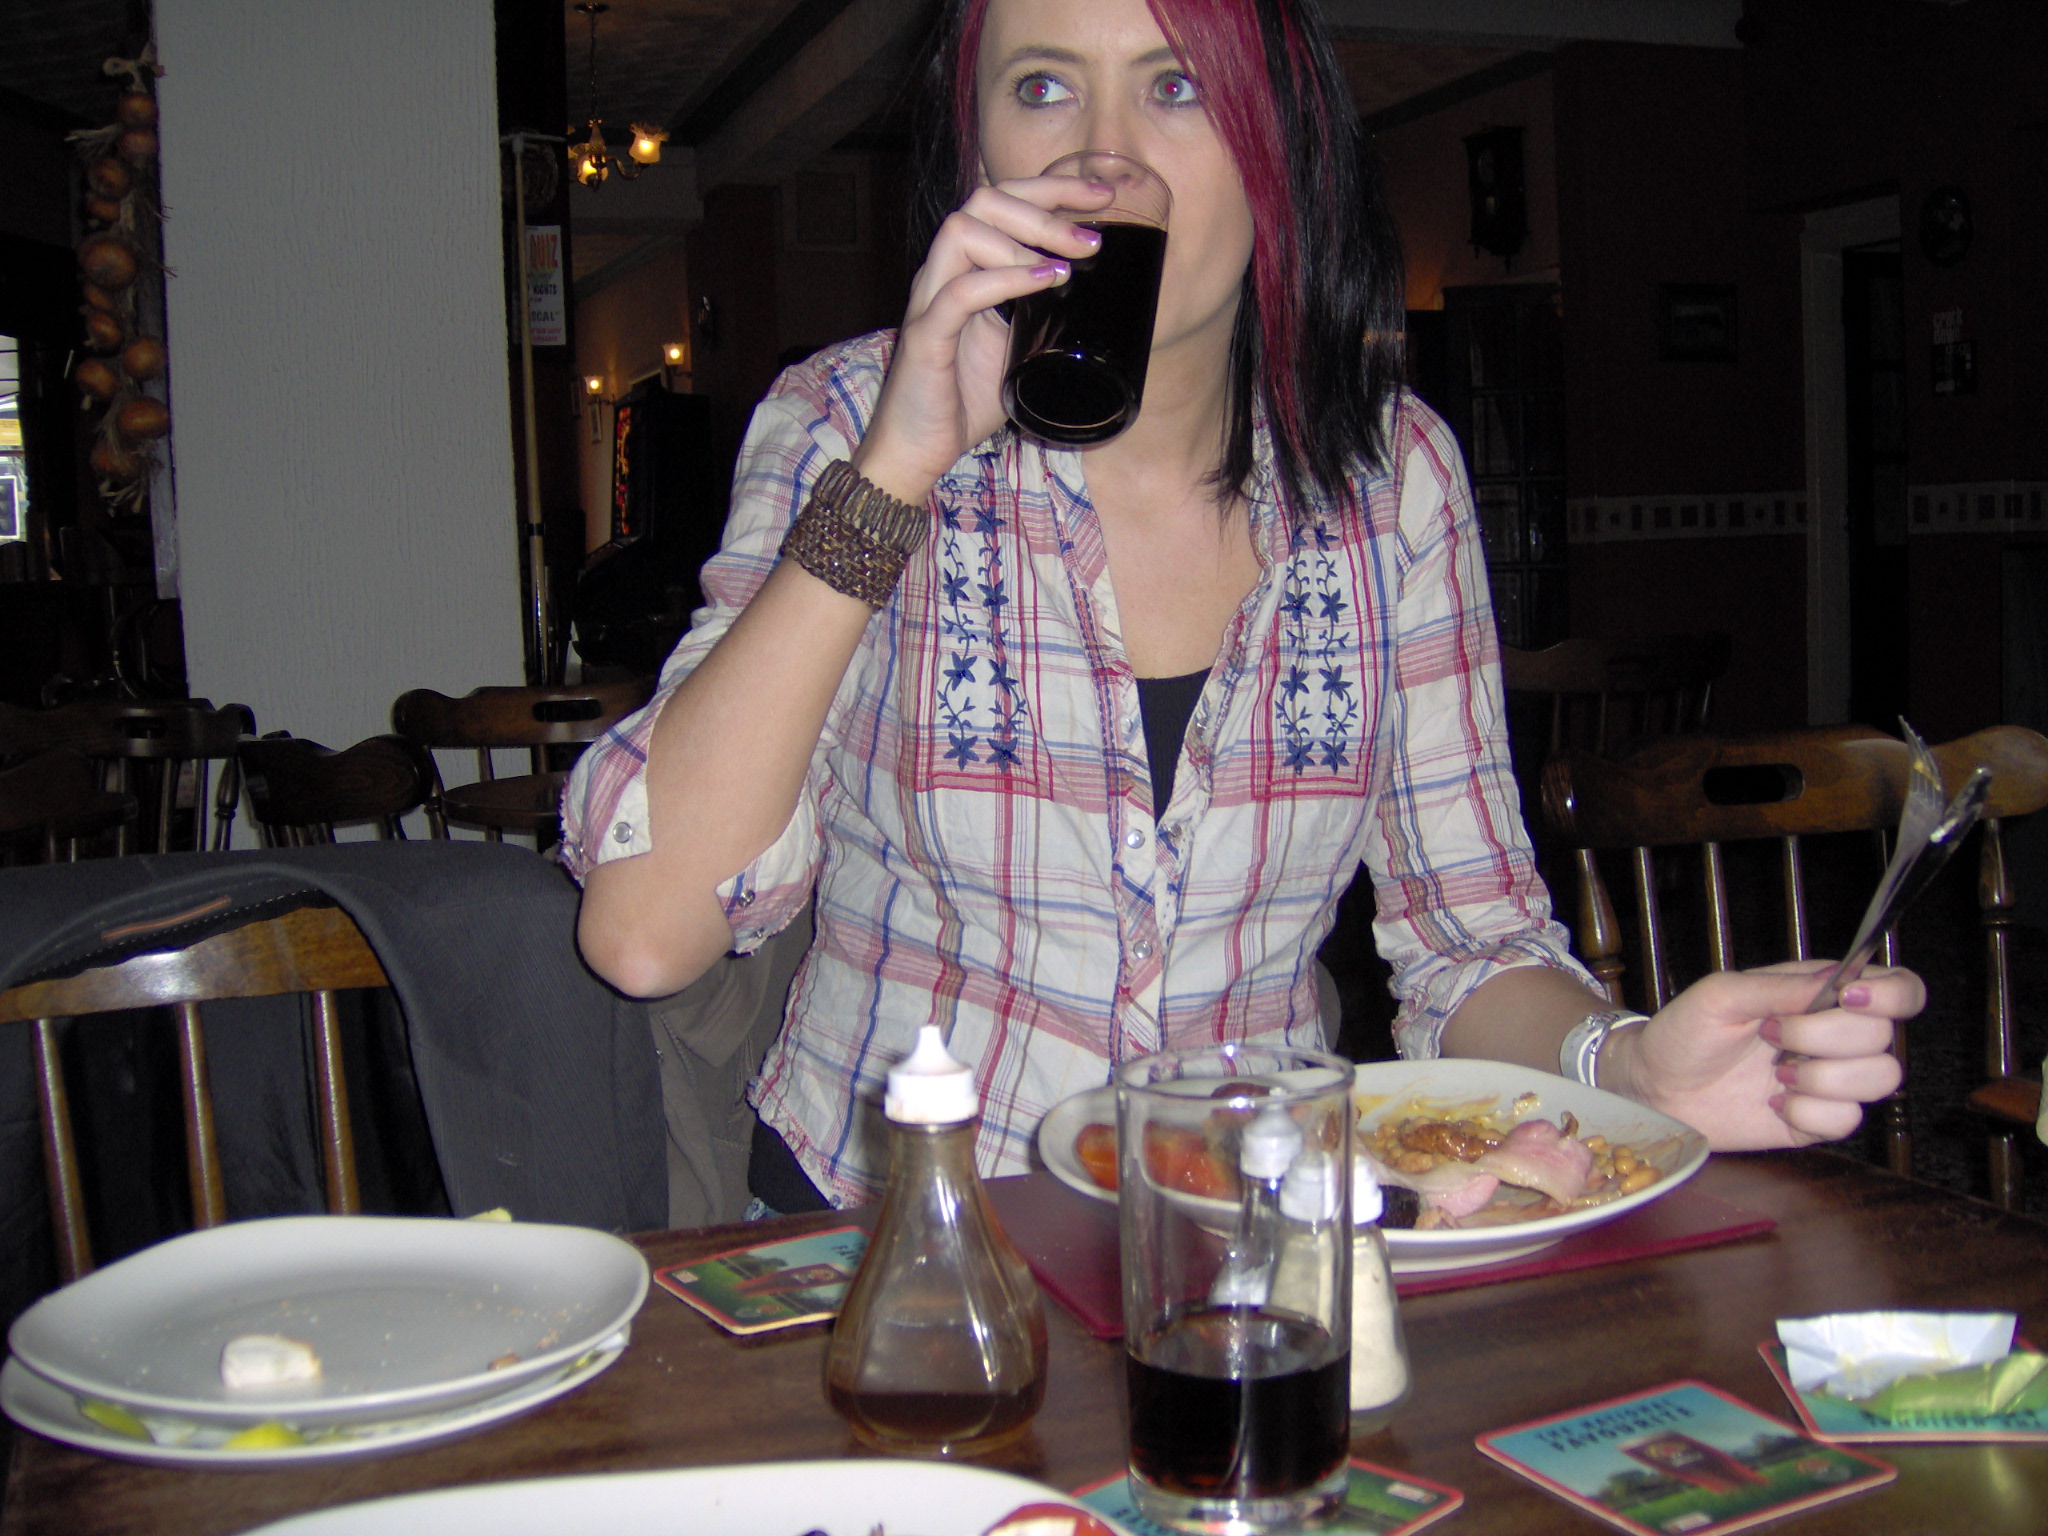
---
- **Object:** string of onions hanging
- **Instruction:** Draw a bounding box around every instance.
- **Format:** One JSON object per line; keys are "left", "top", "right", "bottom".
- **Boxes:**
{"left": 66, "top": 46, "right": 170, "bottom": 509}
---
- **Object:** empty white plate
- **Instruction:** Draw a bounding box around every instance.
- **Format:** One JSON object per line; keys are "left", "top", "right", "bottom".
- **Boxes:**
{"left": 239, "top": 1459, "right": 1133, "bottom": 1535}
{"left": 1, "top": 1334, "right": 626, "bottom": 1468}
{"left": 10, "top": 1215, "right": 647, "bottom": 1426}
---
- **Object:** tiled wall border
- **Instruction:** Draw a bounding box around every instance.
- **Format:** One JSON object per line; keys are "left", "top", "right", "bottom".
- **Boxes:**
{"left": 1909, "top": 482, "right": 2048, "bottom": 535}
{"left": 1566, "top": 494, "right": 1807, "bottom": 544}
{"left": 1567, "top": 483, "right": 2048, "bottom": 543}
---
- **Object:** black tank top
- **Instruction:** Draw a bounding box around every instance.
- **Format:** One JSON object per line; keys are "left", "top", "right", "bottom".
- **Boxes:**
{"left": 1135, "top": 667, "right": 1211, "bottom": 819}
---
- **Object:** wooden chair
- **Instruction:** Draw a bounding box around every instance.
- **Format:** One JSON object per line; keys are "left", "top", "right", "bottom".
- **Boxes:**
{"left": 390, "top": 680, "right": 652, "bottom": 848}
{"left": 1541, "top": 724, "right": 2048, "bottom": 1191}
{"left": 1502, "top": 633, "right": 1731, "bottom": 759}
{"left": 238, "top": 735, "right": 438, "bottom": 847}
{"left": 1952, "top": 734, "right": 2048, "bottom": 1206}
{"left": 0, "top": 750, "right": 139, "bottom": 865}
{"left": 0, "top": 903, "right": 386, "bottom": 1281}
{"left": 0, "top": 700, "right": 255, "bottom": 854}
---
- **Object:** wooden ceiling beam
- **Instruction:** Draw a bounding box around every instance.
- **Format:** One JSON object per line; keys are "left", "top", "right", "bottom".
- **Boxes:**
{"left": 693, "top": 0, "right": 932, "bottom": 192}
{"left": 1320, "top": 0, "right": 1742, "bottom": 49}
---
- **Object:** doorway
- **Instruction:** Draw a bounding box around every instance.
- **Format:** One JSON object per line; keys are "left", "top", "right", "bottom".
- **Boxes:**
{"left": 1799, "top": 196, "right": 1901, "bottom": 724}
{"left": 1841, "top": 245, "right": 1908, "bottom": 729}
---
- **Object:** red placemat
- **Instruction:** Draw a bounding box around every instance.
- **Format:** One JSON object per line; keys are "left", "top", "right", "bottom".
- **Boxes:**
{"left": 986, "top": 1170, "right": 1775, "bottom": 1338}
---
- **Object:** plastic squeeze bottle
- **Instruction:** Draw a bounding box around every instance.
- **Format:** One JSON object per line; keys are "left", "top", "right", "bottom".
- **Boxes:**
{"left": 824, "top": 1025, "right": 1048, "bottom": 1455}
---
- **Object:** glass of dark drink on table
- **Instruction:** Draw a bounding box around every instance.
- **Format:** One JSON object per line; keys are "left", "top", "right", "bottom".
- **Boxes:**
{"left": 1116, "top": 1044, "right": 1355, "bottom": 1532}
{"left": 1002, "top": 150, "right": 1171, "bottom": 445}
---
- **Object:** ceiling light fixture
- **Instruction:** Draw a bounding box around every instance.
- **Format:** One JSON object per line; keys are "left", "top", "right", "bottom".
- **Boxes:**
{"left": 568, "top": 3, "right": 665, "bottom": 189}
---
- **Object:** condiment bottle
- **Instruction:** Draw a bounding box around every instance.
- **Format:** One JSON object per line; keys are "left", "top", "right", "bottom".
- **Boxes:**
{"left": 1349, "top": 1154, "right": 1411, "bottom": 1433}
{"left": 824, "top": 1025, "right": 1048, "bottom": 1456}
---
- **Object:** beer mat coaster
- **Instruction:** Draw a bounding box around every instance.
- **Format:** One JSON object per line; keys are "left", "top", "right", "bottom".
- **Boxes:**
{"left": 985, "top": 1172, "right": 1773, "bottom": 1338}
{"left": 1393, "top": 1185, "right": 1775, "bottom": 1298}
{"left": 1074, "top": 1463, "right": 1462, "bottom": 1536}
{"left": 1476, "top": 1379, "right": 1894, "bottom": 1536}
{"left": 1758, "top": 1341, "right": 2048, "bottom": 1443}
{"left": 652, "top": 1225, "right": 867, "bottom": 1335}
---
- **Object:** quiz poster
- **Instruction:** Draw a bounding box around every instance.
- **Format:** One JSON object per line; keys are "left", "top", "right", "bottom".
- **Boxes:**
{"left": 526, "top": 225, "right": 564, "bottom": 346}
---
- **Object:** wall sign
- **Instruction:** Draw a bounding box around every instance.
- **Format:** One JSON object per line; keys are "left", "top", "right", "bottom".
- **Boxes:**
{"left": 526, "top": 224, "right": 565, "bottom": 347}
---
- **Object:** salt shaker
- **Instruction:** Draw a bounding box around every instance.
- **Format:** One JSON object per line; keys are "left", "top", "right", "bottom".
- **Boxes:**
{"left": 1350, "top": 1154, "right": 1411, "bottom": 1432}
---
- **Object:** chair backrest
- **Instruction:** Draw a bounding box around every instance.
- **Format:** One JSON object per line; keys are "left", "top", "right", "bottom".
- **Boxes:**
{"left": 238, "top": 735, "right": 437, "bottom": 847}
{"left": 1502, "top": 633, "right": 1731, "bottom": 759}
{"left": 0, "top": 700, "right": 256, "bottom": 854}
{"left": 390, "top": 681, "right": 652, "bottom": 758}
{"left": 0, "top": 750, "right": 139, "bottom": 864}
{"left": 1540, "top": 723, "right": 2048, "bottom": 1186}
{"left": 0, "top": 903, "right": 387, "bottom": 1281}
{"left": 390, "top": 682, "right": 654, "bottom": 843}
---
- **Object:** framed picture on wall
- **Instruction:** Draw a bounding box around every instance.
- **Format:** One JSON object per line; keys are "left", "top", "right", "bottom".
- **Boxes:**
{"left": 1658, "top": 283, "right": 1738, "bottom": 362}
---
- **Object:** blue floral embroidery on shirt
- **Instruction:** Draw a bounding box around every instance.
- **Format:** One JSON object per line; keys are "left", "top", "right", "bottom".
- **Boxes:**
{"left": 933, "top": 497, "right": 1029, "bottom": 773}
{"left": 1274, "top": 523, "right": 1360, "bottom": 776}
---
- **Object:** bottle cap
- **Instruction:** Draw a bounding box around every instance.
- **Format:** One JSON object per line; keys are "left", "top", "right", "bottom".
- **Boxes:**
{"left": 1239, "top": 1103, "right": 1303, "bottom": 1180}
{"left": 884, "top": 1024, "right": 978, "bottom": 1124}
{"left": 1279, "top": 1151, "right": 1340, "bottom": 1222}
{"left": 1352, "top": 1152, "right": 1385, "bottom": 1225}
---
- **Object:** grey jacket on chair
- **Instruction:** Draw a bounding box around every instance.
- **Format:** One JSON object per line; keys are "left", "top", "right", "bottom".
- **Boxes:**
{"left": 0, "top": 841, "right": 666, "bottom": 1325}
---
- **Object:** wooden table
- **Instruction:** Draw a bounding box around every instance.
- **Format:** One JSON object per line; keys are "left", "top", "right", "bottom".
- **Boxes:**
{"left": 8, "top": 1151, "right": 2048, "bottom": 1534}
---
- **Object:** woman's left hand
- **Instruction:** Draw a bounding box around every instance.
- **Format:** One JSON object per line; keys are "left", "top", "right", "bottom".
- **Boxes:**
{"left": 1609, "top": 961, "right": 1924, "bottom": 1150}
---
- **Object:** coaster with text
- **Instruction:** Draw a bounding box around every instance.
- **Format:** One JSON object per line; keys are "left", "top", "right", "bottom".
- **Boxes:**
{"left": 1477, "top": 1379, "right": 1893, "bottom": 1536}
{"left": 1074, "top": 1461, "right": 1462, "bottom": 1536}
{"left": 1758, "top": 1341, "right": 2048, "bottom": 1444}
{"left": 653, "top": 1225, "right": 867, "bottom": 1335}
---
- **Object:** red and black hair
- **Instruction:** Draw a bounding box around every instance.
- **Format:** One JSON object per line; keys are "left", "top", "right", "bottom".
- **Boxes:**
{"left": 909, "top": 0, "right": 1405, "bottom": 521}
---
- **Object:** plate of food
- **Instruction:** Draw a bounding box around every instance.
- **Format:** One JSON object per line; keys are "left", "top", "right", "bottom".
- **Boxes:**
{"left": 236, "top": 1459, "right": 1133, "bottom": 1535}
{"left": 1035, "top": 1059, "right": 1709, "bottom": 1274}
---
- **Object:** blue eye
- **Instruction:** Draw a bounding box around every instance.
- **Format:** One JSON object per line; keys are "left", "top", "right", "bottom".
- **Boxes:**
{"left": 1154, "top": 71, "right": 1200, "bottom": 106}
{"left": 1014, "top": 72, "right": 1073, "bottom": 107}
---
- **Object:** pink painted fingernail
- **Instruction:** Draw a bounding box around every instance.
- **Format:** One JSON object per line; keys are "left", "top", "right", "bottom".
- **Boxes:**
{"left": 1759, "top": 1017, "right": 1782, "bottom": 1046}
{"left": 1073, "top": 225, "right": 1102, "bottom": 247}
{"left": 1768, "top": 1092, "right": 1788, "bottom": 1115}
{"left": 1031, "top": 261, "right": 1069, "bottom": 281}
{"left": 1841, "top": 984, "right": 1870, "bottom": 1007}
{"left": 1776, "top": 1062, "right": 1801, "bottom": 1086}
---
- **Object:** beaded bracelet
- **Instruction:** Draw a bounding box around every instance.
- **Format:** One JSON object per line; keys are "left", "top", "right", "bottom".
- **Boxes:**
{"left": 780, "top": 460, "right": 928, "bottom": 609}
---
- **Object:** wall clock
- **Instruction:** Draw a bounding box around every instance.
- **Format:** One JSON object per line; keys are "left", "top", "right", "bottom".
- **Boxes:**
{"left": 1919, "top": 185, "right": 1972, "bottom": 267}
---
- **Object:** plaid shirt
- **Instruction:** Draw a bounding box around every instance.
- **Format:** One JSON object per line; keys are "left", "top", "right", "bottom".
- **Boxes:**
{"left": 562, "top": 331, "right": 1588, "bottom": 1206}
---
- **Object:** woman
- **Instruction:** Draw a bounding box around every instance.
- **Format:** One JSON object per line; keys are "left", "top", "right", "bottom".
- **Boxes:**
{"left": 563, "top": 0, "right": 1919, "bottom": 1211}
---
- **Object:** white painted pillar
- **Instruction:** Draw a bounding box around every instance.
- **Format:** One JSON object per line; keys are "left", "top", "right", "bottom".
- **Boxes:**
{"left": 154, "top": 0, "right": 523, "bottom": 758}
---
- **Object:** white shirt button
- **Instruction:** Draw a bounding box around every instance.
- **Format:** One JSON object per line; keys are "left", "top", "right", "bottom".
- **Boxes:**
{"left": 1132, "top": 939, "right": 1155, "bottom": 961}
{"left": 611, "top": 821, "right": 633, "bottom": 844}
{"left": 1125, "top": 828, "right": 1146, "bottom": 850}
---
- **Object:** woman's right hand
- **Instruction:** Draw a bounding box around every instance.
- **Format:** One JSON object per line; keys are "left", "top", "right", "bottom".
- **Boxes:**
{"left": 852, "top": 175, "right": 1113, "bottom": 502}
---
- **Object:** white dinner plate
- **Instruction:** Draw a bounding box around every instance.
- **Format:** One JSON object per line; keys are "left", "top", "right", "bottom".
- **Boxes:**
{"left": 1, "top": 1333, "right": 626, "bottom": 1468}
{"left": 9, "top": 1215, "right": 648, "bottom": 1426}
{"left": 238, "top": 1458, "right": 1135, "bottom": 1535}
{"left": 1035, "top": 1060, "right": 1708, "bottom": 1274}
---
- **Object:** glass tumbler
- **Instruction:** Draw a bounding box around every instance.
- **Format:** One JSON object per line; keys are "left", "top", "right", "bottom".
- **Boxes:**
{"left": 1117, "top": 1044, "right": 1355, "bottom": 1532}
{"left": 1001, "top": 149, "right": 1171, "bottom": 445}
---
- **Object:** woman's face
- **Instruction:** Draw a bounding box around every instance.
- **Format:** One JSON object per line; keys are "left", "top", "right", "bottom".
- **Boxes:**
{"left": 975, "top": 0, "right": 1256, "bottom": 361}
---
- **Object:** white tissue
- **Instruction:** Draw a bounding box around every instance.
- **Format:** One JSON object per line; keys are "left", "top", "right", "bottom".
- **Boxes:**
{"left": 1778, "top": 1311, "right": 2016, "bottom": 1400}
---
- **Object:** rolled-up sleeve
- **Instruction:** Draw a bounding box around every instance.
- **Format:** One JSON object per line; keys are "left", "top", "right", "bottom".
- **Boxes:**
{"left": 1364, "top": 411, "right": 1597, "bottom": 1059}
{"left": 559, "top": 342, "right": 887, "bottom": 952}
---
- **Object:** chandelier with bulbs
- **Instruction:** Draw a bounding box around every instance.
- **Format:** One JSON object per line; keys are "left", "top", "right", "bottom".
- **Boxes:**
{"left": 568, "top": 2, "right": 666, "bottom": 189}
